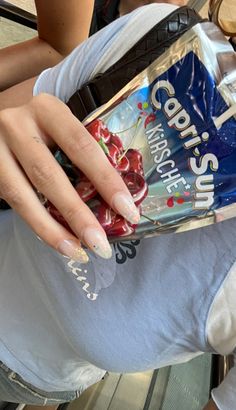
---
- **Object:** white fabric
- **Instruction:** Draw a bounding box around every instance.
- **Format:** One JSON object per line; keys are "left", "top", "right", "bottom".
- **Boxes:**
{"left": 33, "top": 4, "right": 178, "bottom": 102}
{"left": 206, "top": 262, "right": 236, "bottom": 356}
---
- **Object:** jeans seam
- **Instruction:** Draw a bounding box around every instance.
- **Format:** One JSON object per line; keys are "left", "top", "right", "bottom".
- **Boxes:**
{"left": 8, "top": 373, "right": 63, "bottom": 404}
{"left": 0, "top": 361, "right": 76, "bottom": 403}
{"left": 0, "top": 362, "right": 10, "bottom": 372}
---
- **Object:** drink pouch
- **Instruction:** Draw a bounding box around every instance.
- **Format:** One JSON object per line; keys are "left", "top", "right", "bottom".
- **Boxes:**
{"left": 48, "top": 22, "right": 236, "bottom": 241}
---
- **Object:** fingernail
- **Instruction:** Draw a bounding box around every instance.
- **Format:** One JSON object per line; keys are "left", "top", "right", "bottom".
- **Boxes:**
{"left": 83, "top": 228, "right": 112, "bottom": 259}
{"left": 58, "top": 240, "right": 89, "bottom": 263}
{"left": 112, "top": 192, "right": 140, "bottom": 224}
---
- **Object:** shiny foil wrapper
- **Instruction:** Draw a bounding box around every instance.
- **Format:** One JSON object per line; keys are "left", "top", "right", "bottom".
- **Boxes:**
{"left": 52, "top": 22, "right": 236, "bottom": 241}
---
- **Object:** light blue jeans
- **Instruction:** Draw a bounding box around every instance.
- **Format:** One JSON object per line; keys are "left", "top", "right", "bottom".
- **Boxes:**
{"left": 0, "top": 362, "right": 80, "bottom": 405}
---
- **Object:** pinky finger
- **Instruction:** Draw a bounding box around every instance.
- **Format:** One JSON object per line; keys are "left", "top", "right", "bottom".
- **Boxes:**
{"left": 0, "top": 149, "right": 89, "bottom": 263}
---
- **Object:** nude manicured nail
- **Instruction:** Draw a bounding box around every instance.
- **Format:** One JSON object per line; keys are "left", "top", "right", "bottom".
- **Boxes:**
{"left": 58, "top": 240, "right": 89, "bottom": 263}
{"left": 112, "top": 192, "right": 140, "bottom": 224}
{"left": 83, "top": 228, "right": 112, "bottom": 260}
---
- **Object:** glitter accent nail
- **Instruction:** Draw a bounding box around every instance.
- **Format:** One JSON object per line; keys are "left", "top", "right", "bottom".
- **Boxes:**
{"left": 58, "top": 240, "right": 89, "bottom": 263}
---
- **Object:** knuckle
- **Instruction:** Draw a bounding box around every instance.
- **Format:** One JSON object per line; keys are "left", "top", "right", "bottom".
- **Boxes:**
{"left": 100, "top": 166, "right": 117, "bottom": 185}
{"left": 0, "top": 109, "right": 14, "bottom": 129}
{"left": 0, "top": 109, "right": 25, "bottom": 144}
{"left": 66, "top": 132, "right": 95, "bottom": 157}
{"left": 30, "top": 93, "right": 54, "bottom": 113}
{"left": 30, "top": 162, "right": 55, "bottom": 189}
{"left": 61, "top": 205, "right": 84, "bottom": 228}
{"left": 29, "top": 94, "right": 48, "bottom": 114}
{"left": 31, "top": 93, "right": 50, "bottom": 106}
{"left": 0, "top": 181, "right": 22, "bottom": 208}
{"left": 31, "top": 93, "right": 67, "bottom": 112}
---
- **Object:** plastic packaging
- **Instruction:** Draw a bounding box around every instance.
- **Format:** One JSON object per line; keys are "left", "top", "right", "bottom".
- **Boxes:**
{"left": 48, "top": 22, "right": 236, "bottom": 241}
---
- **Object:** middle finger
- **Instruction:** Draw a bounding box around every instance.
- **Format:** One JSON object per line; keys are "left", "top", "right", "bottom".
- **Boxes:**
{"left": 34, "top": 95, "right": 141, "bottom": 225}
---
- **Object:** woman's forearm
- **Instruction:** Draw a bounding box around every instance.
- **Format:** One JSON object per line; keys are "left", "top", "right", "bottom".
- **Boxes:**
{"left": 0, "top": 38, "right": 62, "bottom": 91}
{"left": 35, "top": 0, "right": 95, "bottom": 56}
{"left": 0, "top": 0, "right": 95, "bottom": 91}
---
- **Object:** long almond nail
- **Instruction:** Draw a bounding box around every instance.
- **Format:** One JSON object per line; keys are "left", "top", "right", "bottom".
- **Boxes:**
{"left": 83, "top": 228, "right": 112, "bottom": 259}
{"left": 112, "top": 192, "right": 140, "bottom": 224}
{"left": 58, "top": 240, "right": 89, "bottom": 263}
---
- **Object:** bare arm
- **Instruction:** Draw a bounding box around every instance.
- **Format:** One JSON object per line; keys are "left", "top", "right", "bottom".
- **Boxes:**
{"left": 0, "top": 0, "right": 94, "bottom": 91}
{"left": 0, "top": 78, "right": 36, "bottom": 111}
{"left": 36, "top": 0, "right": 94, "bottom": 56}
{"left": 203, "top": 399, "right": 219, "bottom": 410}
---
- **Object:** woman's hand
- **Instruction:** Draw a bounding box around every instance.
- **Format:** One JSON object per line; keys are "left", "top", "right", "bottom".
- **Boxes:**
{"left": 0, "top": 94, "right": 140, "bottom": 262}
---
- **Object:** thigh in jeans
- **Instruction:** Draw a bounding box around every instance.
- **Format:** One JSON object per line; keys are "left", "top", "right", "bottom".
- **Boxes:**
{"left": 0, "top": 362, "right": 78, "bottom": 405}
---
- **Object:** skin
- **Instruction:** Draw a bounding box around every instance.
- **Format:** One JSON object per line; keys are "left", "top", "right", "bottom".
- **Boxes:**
{"left": 0, "top": 0, "right": 95, "bottom": 91}
{"left": 0, "top": 0, "right": 136, "bottom": 259}
{"left": 203, "top": 398, "right": 219, "bottom": 410}
{"left": 0, "top": 0, "right": 187, "bottom": 110}
{"left": 119, "top": 0, "right": 186, "bottom": 15}
{"left": 0, "top": 94, "right": 136, "bottom": 257}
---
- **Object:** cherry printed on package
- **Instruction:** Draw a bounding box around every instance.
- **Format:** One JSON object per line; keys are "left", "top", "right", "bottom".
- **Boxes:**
{"left": 48, "top": 119, "right": 147, "bottom": 238}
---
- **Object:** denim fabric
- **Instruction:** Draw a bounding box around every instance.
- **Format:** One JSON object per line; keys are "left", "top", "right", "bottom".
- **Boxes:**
{"left": 0, "top": 362, "right": 79, "bottom": 405}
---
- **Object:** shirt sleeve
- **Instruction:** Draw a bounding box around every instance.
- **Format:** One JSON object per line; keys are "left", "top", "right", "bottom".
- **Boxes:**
{"left": 33, "top": 3, "right": 178, "bottom": 102}
{"left": 211, "top": 353, "right": 236, "bottom": 410}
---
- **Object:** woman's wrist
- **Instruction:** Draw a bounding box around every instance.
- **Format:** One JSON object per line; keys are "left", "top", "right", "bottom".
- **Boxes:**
{"left": 0, "top": 77, "right": 37, "bottom": 111}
